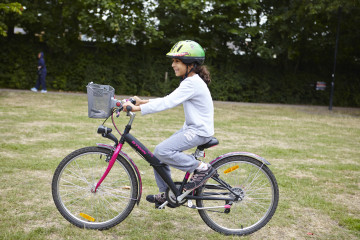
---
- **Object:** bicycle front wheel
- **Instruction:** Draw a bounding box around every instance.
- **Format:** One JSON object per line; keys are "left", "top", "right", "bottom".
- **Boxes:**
{"left": 196, "top": 156, "right": 279, "bottom": 235}
{"left": 52, "top": 146, "right": 138, "bottom": 230}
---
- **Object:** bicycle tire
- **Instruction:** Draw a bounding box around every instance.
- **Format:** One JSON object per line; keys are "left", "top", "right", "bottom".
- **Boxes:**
{"left": 196, "top": 156, "right": 279, "bottom": 235}
{"left": 52, "top": 146, "right": 138, "bottom": 230}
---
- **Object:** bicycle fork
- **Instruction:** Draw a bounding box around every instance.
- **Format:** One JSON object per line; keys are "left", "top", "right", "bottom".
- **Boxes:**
{"left": 92, "top": 143, "right": 123, "bottom": 193}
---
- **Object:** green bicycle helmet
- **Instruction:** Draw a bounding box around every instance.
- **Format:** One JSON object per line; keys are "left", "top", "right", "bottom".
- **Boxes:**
{"left": 166, "top": 40, "right": 205, "bottom": 65}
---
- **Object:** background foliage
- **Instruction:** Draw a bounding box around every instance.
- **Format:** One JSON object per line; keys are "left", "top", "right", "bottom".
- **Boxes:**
{"left": 1, "top": 0, "right": 359, "bottom": 106}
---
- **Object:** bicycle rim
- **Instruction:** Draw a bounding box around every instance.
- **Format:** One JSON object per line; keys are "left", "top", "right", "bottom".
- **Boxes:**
{"left": 196, "top": 156, "right": 279, "bottom": 235}
{"left": 52, "top": 147, "right": 137, "bottom": 229}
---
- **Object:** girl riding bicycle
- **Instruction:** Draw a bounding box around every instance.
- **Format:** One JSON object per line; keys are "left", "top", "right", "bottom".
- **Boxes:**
{"left": 53, "top": 43, "right": 279, "bottom": 233}
{"left": 123, "top": 40, "right": 216, "bottom": 208}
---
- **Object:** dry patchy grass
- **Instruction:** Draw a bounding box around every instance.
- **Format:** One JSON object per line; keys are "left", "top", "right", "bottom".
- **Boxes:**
{"left": 1, "top": 89, "right": 359, "bottom": 240}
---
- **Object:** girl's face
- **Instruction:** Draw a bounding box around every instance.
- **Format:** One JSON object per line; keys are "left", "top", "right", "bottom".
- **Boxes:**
{"left": 171, "top": 58, "right": 188, "bottom": 78}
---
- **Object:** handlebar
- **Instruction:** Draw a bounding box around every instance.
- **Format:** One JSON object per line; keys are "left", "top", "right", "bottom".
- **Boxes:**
{"left": 126, "top": 105, "right": 133, "bottom": 112}
{"left": 129, "top": 98, "right": 136, "bottom": 105}
{"left": 100, "top": 98, "right": 136, "bottom": 144}
{"left": 110, "top": 97, "right": 136, "bottom": 113}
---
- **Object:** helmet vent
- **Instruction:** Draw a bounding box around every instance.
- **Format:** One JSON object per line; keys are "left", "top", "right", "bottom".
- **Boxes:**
{"left": 177, "top": 45, "right": 183, "bottom": 52}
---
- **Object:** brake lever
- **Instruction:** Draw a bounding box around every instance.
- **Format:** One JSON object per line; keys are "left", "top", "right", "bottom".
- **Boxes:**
{"left": 116, "top": 108, "right": 121, "bottom": 118}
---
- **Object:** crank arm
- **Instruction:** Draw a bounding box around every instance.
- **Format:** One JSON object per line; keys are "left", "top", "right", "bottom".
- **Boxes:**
{"left": 158, "top": 201, "right": 168, "bottom": 210}
{"left": 176, "top": 189, "right": 193, "bottom": 203}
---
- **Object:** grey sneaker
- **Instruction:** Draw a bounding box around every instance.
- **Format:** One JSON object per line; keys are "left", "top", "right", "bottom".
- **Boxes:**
{"left": 31, "top": 87, "right": 38, "bottom": 92}
{"left": 184, "top": 164, "right": 216, "bottom": 191}
{"left": 146, "top": 193, "right": 166, "bottom": 208}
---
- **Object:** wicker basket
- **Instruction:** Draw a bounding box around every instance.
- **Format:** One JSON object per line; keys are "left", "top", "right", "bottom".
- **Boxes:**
{"left": 86, "top": 82, "right": 115, "bottom": 118}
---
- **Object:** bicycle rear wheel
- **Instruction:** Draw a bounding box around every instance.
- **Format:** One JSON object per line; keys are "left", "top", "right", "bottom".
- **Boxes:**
{"left": 196, "top": 156, "right": 279, "bottom": 235}
{"left": 52, "top": 146, "right": 138, "bottom": 230}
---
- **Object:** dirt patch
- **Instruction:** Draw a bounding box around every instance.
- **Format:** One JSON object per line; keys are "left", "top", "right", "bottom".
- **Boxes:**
{"left": 287, "top": 170, "right": 319, "bottom": 181}
{"left": 334, "top": 193, "right": 360, "bottom": 214}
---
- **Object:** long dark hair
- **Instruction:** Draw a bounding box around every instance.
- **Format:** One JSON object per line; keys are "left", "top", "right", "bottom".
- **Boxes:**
{"left": 194, "top": 65, "right": 211, "bottom": 85}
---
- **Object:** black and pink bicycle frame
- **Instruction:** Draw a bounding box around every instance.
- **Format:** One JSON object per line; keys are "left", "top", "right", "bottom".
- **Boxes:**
{"left": 93, "top": 111, "right": 182, "bottom": 198}
{"left": 93, "top": 111, "right": 242, "bottom": 208}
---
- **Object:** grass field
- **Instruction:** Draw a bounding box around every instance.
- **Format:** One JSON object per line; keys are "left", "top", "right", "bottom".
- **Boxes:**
{"left": 0, "top": 89, "right": 359, "bottom": 240}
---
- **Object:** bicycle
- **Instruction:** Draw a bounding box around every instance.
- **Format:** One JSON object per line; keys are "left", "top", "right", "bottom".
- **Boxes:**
{"left": 52, "top": 83, "right": 279, "bottom": 235}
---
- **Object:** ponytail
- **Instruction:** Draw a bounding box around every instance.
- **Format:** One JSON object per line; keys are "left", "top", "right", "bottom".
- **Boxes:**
{"left": 194, "top": 65, "right": 211, "bottom": 85}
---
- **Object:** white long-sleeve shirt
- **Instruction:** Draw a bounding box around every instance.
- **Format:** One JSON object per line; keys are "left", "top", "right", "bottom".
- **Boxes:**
{"left": 140, "top": 74, "right": 214, "bottom": 137}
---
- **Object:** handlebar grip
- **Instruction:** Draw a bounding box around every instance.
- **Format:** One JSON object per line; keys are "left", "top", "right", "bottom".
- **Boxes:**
{"left": 129, "top": 98, "right": 136, "bottom": 105}
{"left": 126, "top": 105, "right": 132, "bottom": 112}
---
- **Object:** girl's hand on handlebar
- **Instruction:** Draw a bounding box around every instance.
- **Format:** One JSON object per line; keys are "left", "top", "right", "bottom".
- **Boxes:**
{"left": 133, "top": 96, "right": 149, "bottom": 106}
{"left": 123, "top": 101, "right": 140, "bottom": 112}
{"left": 132, "top": 96, "right": 142, "bottom": 106}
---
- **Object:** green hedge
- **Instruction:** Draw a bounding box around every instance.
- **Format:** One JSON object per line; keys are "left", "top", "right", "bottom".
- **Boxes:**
{"left": 1, "top": 36, "right": 359, "bottom": 107}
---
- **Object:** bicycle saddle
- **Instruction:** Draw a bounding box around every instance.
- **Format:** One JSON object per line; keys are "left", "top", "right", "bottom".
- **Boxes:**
{"left": 197, "top": 137, "right": 219, "bottom": 151}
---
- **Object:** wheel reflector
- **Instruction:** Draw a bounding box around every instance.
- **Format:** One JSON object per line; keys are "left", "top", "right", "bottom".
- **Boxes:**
{"left": 224, "top": 165, "right": 239, "bottom": 174}
{"left": 80, "top": 213, "right": 95, "bottom": 222}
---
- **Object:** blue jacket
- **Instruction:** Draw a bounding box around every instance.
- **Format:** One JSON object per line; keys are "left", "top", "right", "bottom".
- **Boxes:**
{"left": 38, "top": 52, "right": 47, "bottom": 74}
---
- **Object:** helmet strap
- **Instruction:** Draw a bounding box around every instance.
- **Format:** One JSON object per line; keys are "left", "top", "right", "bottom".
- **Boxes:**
{"left": 183, "top": 63, "right": 197, "bottom": 80}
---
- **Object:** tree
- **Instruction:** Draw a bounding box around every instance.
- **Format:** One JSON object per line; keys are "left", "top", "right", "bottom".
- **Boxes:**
{"left": 1, "top": 0, "right": 359, "bottom": 106}
{"left": 5, "top": 0, "right": 161, "bottom": 50}
{"left": 152, "top": 0, "right": 268, "bottom": 58}
{"left": 0, "top": 2, "right": 22, "bottom": 37}
{"left": 260, "top": 0, "right": 360, "bottom": 72}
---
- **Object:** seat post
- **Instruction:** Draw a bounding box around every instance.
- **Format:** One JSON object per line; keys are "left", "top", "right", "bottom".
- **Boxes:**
{"left": 193, "top": 137, "right": 219, "bottom": 159}
{"left": 193, "top": 148, "right": 205, "bottom": 159}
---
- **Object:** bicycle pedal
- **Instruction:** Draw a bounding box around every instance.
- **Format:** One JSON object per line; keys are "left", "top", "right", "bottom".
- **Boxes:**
{"left": 187, "top": 200, "right": 193, "bottom": 208}
{"left": 187, "top": 200, "right": 196, "bottom": 209}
